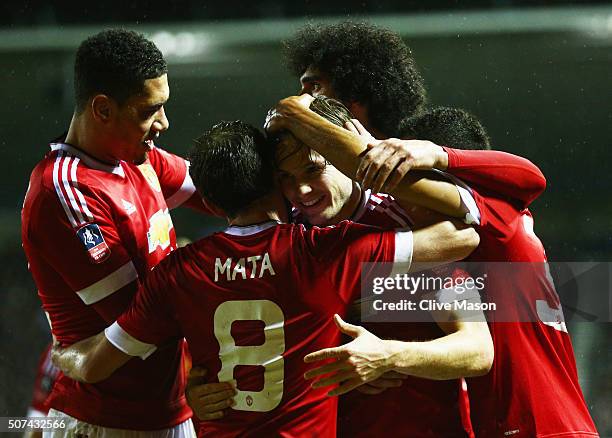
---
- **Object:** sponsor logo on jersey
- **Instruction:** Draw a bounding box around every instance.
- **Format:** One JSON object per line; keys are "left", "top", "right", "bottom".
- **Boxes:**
{"left": 76, "top": 223, "right": 111, "bottom": 263}
{"left": 121, "top": 199, "right": 137, "bottom": 215}
{"left": 137, "top": 163, "right": 162, "bottom": 192}
{"left": 147, "top": 209, "right": 174, "bottom": 253}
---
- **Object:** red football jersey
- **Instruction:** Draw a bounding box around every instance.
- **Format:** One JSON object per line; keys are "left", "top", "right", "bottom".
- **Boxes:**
{"left": 442, "top": 146, "right": 547, "bottom": 208}
{"left": 465, "top": 188, "right": 598, "bottom": 437}
{"left": 27, "top": 343, "right": 60, "bottom": 417}
{"left": 442, "top": 146, "right": 549, "bottom": 437}
{"left": 328, "top": 190, "right": 471, "bottom": 438}
{"left": 21, "top": 142, "right": 210, "bottom": 430}
{"left": 109, "top": 221, "right": 412, "bottom": 437}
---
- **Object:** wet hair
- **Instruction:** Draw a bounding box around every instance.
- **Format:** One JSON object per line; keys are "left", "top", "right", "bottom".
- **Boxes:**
{"left": 399, "top": 107, "right": 491, "bottom": 150}
{"left": 283, "top": 21, "right": 426, "bottom": 136}
{"left": 189, "top": 121, "right": 275, "bottom": 217}
{"left": 309, "top": 95, "right": 353, "bottom": 127}
{"left": 74, "top": 29, "right": 167, "bottom": 112}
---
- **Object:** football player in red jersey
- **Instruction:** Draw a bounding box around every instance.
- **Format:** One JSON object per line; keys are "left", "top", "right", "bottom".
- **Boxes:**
{"left": 21, "top": 29, "right": 216, "bottom": 437}
{"left": 51, "top": 120, "right": 483, "bottom": 437}
{"left": 355, "top": 113, "right": 599, "bottom": 438}
{"left": 268, "top": 96, "right": 523, "bottom": 438}
{"left": 277, "top": 22, "right": 586, "bottom": 437}
{"left": 188, "top": 96, "right": 548, "bottom": 436}
{"left": 271, "top": 94, "right": 598, "bottom": 438}
{"left": 282, "top": 23, "right": 566, "bottom": 436}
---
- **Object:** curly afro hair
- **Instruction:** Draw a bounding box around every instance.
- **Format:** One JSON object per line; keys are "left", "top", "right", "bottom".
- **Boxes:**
{"left": 399, "top": 107, "right": 491, "bottom": 150}
{"left": 283, "top": 21, "right": 427, "bottom": 137}
{"left": 74, "top": 29, "right": 167, "bottom": 112}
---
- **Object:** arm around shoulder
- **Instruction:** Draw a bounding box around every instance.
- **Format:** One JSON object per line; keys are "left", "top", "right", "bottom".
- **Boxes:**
{"left": 51, "top": 331, "right": 132, "bottom": 383}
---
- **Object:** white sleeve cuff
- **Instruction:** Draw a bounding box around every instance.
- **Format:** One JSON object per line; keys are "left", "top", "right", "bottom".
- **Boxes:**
{"left": 165, "top": 160, "right": 197, "bottom": 210}
{"left": 432, "top": 169, "right": 481, "bottom": 225}
{"left": 104, "top": 321, "right": 157, "bottom": 360}
{"left": 390, "top": 229, "right": 413, "bottom": 276}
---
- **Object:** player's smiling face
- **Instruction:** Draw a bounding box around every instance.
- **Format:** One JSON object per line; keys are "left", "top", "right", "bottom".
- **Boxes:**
{"left": 111, "top": 74, "right": 170, "bottom": 163}
{"left": 276, "top": 133, "right": 358, "bottom": 225}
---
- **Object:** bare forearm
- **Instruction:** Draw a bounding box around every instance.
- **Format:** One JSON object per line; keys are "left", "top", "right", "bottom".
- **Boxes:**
{"left": 411, "top": 220, "right": 479, "bottom": 264}
{"left": 385, "top": 324, "right": 493, "bottom": 380}
{"left": 390, "top": 171, "right": 464, "bottom": 218}
{"left": 51, "top": 334, "right": 104, "bottom": 382}
{"left": 280, "top": 104, "right": 366, "bottom": 177}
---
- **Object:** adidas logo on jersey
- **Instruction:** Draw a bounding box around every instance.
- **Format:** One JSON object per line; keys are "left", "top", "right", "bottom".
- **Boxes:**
{"left": 122, "top": 199, "right": 137, "bottom": 215}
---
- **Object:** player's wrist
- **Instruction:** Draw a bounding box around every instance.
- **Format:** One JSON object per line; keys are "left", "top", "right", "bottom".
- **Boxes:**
{"left": 383, "top": 340, "right": 411, "bottom": 372}
{"left": 278, "top": 96, "right": 310, "bottom": 120}
{"left": 434, "top": 145, "right": 449, "bottom": 170}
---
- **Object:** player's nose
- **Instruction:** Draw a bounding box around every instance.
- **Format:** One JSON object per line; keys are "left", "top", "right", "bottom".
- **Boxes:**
{"left": 297, "top": 182, "right": 312, "bottom": 196}
{"left": 152, "top": 107, "right": 170, "bottom": 133}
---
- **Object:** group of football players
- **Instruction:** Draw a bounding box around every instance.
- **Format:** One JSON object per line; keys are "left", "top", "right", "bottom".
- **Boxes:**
{"left": 22, "top": 22, "right": 598, "bottom": 437}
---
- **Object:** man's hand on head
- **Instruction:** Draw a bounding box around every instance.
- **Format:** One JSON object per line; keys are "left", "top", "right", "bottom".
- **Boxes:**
{"left": 264, "top": 94, "right": 316, "bottom": 135}
{"left": 186, "top": 366, "right": 237, "bottom": 421}
{"left": 356, "top": 139, "right": 449, "bottom": 194}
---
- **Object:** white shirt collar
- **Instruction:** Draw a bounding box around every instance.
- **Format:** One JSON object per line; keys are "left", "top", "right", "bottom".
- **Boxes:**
{"left": 223, "top": 220, "right": 282, "bottom": 236}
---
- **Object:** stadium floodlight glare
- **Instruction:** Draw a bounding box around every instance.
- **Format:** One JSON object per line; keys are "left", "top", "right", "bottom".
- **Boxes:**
{"left": 149, "top": 30, "right": 210, "bottom": 61}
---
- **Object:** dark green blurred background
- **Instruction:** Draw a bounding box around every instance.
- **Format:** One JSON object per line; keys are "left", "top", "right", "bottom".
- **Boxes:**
{"left": 1, "top": 2, "right": 611, "bottom": 435}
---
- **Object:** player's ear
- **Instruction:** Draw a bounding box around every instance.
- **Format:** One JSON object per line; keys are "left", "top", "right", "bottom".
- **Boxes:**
{"left": 90, "top": 94, "right": 114, "bottom": 123}
{"left": 346, "top": 102, "right": 368, "bottom": 128}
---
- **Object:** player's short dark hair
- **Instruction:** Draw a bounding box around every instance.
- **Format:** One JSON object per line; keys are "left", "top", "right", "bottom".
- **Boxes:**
{"left": 399, "top": 107, "right": 491, "bottom": 150}
{"left": 283, "top": 21, "right": 426, "bottom": 137}
{"left": 272, "top": 95, "right": 352, "bottom": 166}
{"left": 189, "top": 121, "right": 275, "bottom": 218}
{"left": 74, "top": 29, "right": 167, "bottom": 112}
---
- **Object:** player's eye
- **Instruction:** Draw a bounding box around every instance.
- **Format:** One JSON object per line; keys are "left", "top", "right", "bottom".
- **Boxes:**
{"left": 306, "top": 164, "right": 323, "bottom": 175}
{"left": 141, "top": 110, "right": 156, "bottom": 120}
{"left": 277, "top": 171, "right": 292, "bottom": 181}
{"left": 142, "top": 105, "right": 162, "bottom": 119}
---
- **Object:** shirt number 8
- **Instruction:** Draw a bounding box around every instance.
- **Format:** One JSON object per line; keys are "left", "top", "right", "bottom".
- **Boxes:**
{"left": 214, "top": 300, "right": 285, "bottom": 412}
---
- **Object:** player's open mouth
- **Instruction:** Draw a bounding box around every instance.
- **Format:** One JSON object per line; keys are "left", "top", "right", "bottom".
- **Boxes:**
{"left": 299, "top": 195, "right": 325, "bottom": 210}
{"left": 143, "top": 139, "right": 154, "bottom": 151}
